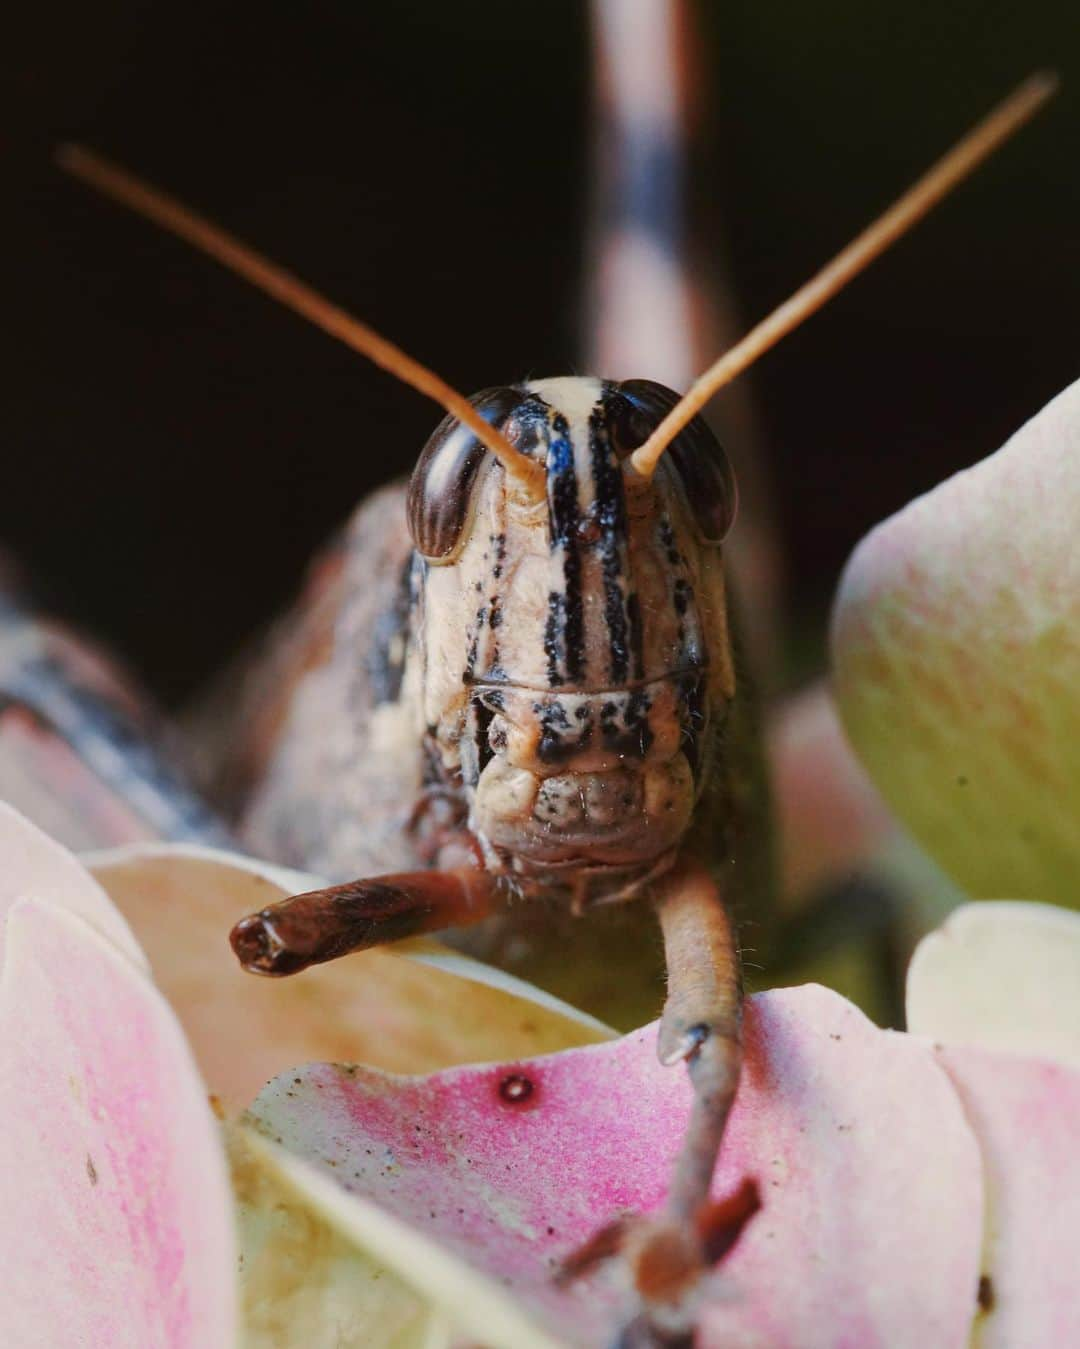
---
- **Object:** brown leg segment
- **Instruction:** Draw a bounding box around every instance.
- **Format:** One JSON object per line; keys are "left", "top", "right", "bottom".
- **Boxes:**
{"left": 230, "top": 866, "right": 505, "bottom": 976}
{"left": 655, "top": 858, "right": 743, "bottom": 1226}
{"left": 560, "top": 859, "right": 753, "bottom": 1348}
{"left": 612, "top": 861, "right": 750, "bottom": 1347}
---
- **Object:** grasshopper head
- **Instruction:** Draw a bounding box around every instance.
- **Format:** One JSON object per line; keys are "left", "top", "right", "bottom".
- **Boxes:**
{"left": 408, "top": 376, "right": 738, "bottom": 894}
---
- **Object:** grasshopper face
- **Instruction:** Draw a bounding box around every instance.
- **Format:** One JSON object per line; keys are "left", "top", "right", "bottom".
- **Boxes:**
{"left": 408, "top": 375, "right": 738, "bottom": 898}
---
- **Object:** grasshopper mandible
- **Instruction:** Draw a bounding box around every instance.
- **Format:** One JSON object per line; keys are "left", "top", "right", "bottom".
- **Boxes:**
{"left": 61, "top": 67, "right": 1053, "bottom": 1342}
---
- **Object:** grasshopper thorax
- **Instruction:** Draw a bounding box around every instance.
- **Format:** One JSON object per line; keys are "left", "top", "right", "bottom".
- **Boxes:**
{"left": 407, "top": 376, "right": 737, "bottom": 900}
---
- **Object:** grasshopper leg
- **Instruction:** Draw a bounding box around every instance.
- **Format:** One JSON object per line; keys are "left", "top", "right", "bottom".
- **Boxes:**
{"left": 655, "top": 857, "right": 743, "bottom": 1228}
{"left": 562, "top": 859, "right": 755, "bottom": 1346}
{"left": 230, "top": 866, "right": 505, "bottom": 976}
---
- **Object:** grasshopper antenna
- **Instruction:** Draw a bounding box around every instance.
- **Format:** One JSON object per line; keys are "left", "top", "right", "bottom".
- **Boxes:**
{"left": 630, "top": 71, "right": 1059, "bottom": 479}
{"left": 56, "top": 144, "right": 545, "bottom": 497}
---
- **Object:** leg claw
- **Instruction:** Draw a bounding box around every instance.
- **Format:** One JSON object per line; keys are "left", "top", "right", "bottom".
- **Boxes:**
{"left": 558, "top": 1180, "right": 761, "bottom": 1344}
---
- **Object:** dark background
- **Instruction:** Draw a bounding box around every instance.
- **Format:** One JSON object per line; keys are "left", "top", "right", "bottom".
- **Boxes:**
{"left": 3, "top": 0, "right": 1077, "bottom": 704}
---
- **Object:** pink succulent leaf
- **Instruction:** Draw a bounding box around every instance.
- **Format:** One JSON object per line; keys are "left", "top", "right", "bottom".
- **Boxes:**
{"left": 932, "top": 1044, "right": 1080, "bottom": 1348}
{"left": 247, "top": 984, "right": 984, "bottom": 1348}
{"left": 831, "top": 378, "right": 1080, "bottom": 905}
{"left": 0, "top": 897, "right": 236, "bottom": 1348}
{"left": 0, "top": 799, "right": 144, "bottom": 968}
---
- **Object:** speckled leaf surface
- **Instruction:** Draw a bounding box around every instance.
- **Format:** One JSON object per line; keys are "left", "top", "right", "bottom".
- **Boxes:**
{"left": 831, "top": 378, "right": 1080, "bottom": 905}
{"left": 248, "top": 985, "right": 984, "bottom": 1348}
{"left": 229, "top": 1126, "right": 449, "bottom": 1349}
{"left": 0, "top": 898, "right": 235, "bottom": 1348}
{"left": 233, "top": 1127, "right": 562, "bottom": 1349}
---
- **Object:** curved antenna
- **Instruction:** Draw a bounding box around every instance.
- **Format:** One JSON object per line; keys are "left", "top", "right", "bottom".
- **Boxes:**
{"left": 630, "top": 71, "right": 1059, "bottom": 479}
{"left": 57, "top": 145, "right": 546, "bottom": 497}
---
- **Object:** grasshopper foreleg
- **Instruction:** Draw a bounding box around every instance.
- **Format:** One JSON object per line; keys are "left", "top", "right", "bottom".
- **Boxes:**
{"left": 230, "top": 867, "right": 505, "bottom": 976}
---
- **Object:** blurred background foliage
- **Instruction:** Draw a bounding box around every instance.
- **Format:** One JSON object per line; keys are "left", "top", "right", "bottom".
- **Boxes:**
{"left": 4, "top": 0, "right": 1076, "bottom": 704}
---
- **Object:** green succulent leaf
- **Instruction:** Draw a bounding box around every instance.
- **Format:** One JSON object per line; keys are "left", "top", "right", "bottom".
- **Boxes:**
{"left": 831, "top": 379, "right": 1080, "bottom": 906}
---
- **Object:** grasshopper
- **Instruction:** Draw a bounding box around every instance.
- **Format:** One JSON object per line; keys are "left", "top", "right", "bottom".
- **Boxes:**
{"left": 60, "top": 61, "right": 1053, "bottom": 1344}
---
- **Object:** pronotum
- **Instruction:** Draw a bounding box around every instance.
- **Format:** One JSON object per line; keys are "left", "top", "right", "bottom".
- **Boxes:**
{"left": 56, "top": 51, "right": 1053, "bottom": 1345}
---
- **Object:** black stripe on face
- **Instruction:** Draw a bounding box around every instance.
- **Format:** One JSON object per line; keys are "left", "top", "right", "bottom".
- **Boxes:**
{"left": 544, "top": 590, "right": 565, "bottom": 687}
{"left": 591, "top": 392, "right": 642, "bottom": 685}
{"left": 545, "top": 411, "right": 584, "bottom": 686}
{"left": 462, "top": 603, "right": 486, "bottom": 682}
{"left": 625, "top": 591, "right": 645, "bottom": 682}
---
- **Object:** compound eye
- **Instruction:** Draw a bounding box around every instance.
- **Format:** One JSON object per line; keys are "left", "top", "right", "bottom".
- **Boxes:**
{"left": 618, "top": 378, "right": 738, "bottom": 544}
{"left": 606, "top": 390, "right": 655, "bottom": 458}
{"left": 407, "top": 386, "right": 527, "bottom": 562}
